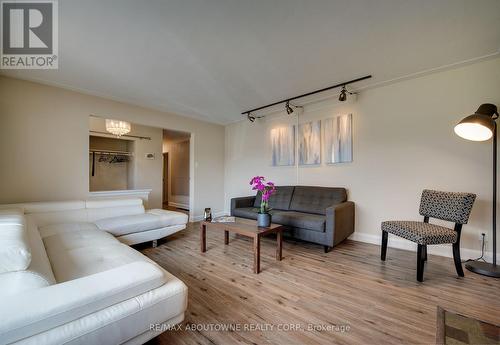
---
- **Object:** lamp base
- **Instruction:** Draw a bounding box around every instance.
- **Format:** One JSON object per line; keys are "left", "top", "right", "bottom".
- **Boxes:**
{"left": 465, "top": 261, "right": 500, "bottom": 278}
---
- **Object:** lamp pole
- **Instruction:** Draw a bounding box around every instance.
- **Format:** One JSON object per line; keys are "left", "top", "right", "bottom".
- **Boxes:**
{"left": 493, "top": 120, "right": 497, "bottom": 267}
{"left": 458, "top": 104, "right": 500, "bottom": 277}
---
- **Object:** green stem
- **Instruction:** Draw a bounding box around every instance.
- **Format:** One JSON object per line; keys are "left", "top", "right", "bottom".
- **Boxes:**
{"left": 260, "top": 200, "right": 267, "bottom": 214}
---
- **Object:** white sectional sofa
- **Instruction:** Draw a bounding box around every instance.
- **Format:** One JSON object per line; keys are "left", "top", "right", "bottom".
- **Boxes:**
{"left": 0, "top": 198, "right": 189, "bottom": 345}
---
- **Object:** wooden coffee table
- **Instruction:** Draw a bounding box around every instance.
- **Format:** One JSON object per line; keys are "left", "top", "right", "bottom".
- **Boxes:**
{"left": 200, "top": 217, "right": 284, "bottom": 273}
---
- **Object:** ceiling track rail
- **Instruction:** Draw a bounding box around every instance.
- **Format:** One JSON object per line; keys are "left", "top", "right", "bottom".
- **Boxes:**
{"left": 241, "top": 75, "right": 372, "bottom": 116}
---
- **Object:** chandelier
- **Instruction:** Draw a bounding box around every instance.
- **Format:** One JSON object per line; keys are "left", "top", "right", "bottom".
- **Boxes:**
{"left": 105, "top": 119, "right": 131, "bottom": 137}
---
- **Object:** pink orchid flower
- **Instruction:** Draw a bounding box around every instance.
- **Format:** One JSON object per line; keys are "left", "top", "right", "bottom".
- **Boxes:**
{"left": 249, "top": 176, "right": 277, "bottom": 214}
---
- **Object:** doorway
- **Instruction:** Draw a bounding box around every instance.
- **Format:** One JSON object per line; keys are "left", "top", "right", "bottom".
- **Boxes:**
{"left": 163, "top": 129, "right": 191, "bottom": 214}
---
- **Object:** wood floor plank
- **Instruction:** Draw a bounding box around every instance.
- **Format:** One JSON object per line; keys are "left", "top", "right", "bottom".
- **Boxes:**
{"left": 140, "top": 223, "right": 500, "bottom": 345}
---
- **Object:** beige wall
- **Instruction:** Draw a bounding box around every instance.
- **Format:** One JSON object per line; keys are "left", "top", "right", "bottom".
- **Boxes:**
{"left": 224, "top": 57, "right": 500, "bottom": 259}
{"left": 0, "top": 76, "right": 225, "bottom": 218}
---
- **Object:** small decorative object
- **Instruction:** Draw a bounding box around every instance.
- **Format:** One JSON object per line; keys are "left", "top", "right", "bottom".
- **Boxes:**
{"left": 145, "top": 153, "right": 155, "bottom": 159}
{"left": 271, "top": 125, "right": 295, "bottom": 166}
{"left": 204, "top": 208, "right": 212, "bottom": 221}
{"left": 324, "top": 114, "right": 353, "bottom": 164}
{"left": 298, "top": 120, "right": 321, "bottom": 165}
{"left": 105, "top": 119, "right": 131, "bottom": 137}
{"left": 212, "top": 216, "right": 236, "bottom": 223}
{"left": 250, "top": 176, "right": 276, "bottom": 227}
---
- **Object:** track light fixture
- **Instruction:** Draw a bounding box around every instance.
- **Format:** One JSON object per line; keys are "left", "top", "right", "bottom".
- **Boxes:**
{"left": 246, "top": 112, "right": 265, "bottom": 122}
{"left": 338, "top": 86, "right": 347, "bottom": 102}
{"left": 338, "top": 85, "right": 358, "bottom": 102}
{"left": 242, "top": 75, "right": 372, "bottom": 120}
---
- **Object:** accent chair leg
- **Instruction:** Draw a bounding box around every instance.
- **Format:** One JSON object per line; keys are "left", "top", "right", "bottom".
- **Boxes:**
{"left": 452, "top": 242, "right": 464, "bottom": 277}
{"left": 417, "top": 244, "right": 425, "bottom": 282}
{"left": 152, "top": 240, "right": 158, "bottom": 248}
{"left": 324, "top": 246, "right": 332, "bottom": 253}
{"left": 381, "top": 231, "right": 388, "bottom": 261}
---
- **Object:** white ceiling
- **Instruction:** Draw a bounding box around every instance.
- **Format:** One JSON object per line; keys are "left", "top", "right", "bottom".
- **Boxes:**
{"left": 2, "top": 0, "right": 500, "bottom": 124}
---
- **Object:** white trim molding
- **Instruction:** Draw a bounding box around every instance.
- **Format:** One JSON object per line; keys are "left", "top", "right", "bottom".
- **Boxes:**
{"left": 168, "top": 201, "right": 189, "bottom": 210}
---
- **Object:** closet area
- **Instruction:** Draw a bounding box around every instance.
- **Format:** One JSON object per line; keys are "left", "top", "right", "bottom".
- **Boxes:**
{"left": 89, "top": 136, "right": 134, "bottom": 191}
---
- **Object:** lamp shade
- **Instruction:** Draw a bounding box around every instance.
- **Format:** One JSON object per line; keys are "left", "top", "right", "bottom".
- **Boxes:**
{"left": 454, "top": 114, "right": 495, "bottom": 141}
{"left": 454, "top": 104, "right": 498, "bottom": 141}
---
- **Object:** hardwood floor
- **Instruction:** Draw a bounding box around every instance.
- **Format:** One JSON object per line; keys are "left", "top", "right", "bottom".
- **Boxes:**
{"left": 140, "top": 222, "right": 500, "bottom": 345}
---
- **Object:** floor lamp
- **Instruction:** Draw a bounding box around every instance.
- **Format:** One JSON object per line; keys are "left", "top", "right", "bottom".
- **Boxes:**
{"left": 454, "top": 103, "right": 500, "bottom": 278}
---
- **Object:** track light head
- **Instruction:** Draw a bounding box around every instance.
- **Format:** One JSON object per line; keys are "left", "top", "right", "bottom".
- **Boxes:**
{"left": 339, "top": 86, "right": 347, "bottom": 102}
{"left": 247, "top": 113, "right": 256, "bottom": 122}
{"left": 285, "top": 101, "right": 294, "bottom": 114}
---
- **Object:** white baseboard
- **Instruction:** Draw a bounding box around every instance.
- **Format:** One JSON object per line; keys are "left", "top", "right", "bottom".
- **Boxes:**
{"left": 168, "top": 201, "right": 189, "bottom": 210}
{"left": 190, "top": 211, "right": 226, "bottom": 222}
{"left": 349, "top": 232, "right": 495, "bottom": 262}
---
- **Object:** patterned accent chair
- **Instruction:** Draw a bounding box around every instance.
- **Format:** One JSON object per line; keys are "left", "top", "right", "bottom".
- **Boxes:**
{"left": 381, "top": 189, "right": 476, "bottom": 282}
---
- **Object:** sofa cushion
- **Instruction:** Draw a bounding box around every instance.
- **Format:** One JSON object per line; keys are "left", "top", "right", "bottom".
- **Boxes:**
{"left": 94, "top": 210, "right": 188, "bottom": 237}
{"left": 4, "top": 201, "right": 89, "bottom": 227}
{"left": 0, "top": 221, "right": 56, "bottom": 296}
{"left": 232, "top": 207, "right": 259, "bottom": 220}
{"left": 254, "top": 186, "right": 295, "bottom": 210}
{"left": 42, "top": 226, "right": 151, "bottom": 282}
{"left": 381, "top": 221, "right": 458, "bottom": 245}
{"left": 8, "top": 270, "right": 187, "bottom": 345}
{"left": 0, "top": 261, "right": 171, "bottom": 344}
{"left": 0, "top": 215, "right": 57, "bottom": 296}
{"left": 10, "top": 201, "right": 85, "bottom": 214}
{"left": 86, "top": 198, "right": 145, "bottom": 222}
{"left": 85, "top": 198, "right": 143, "bottom": 209}
{"left": 290, "top": 186, "right": 347, "bottom": 215}
{"left": 87, "top": 206, "right": 146, "bottom": 223}
{"left": 272, "top": 211, "right": 326, "bottom": 232}
{"left": 38, "top": 222, "right": 101, "bottom": 238}
{"left": 0, "top": 209, "right": 32, "bottom": 274}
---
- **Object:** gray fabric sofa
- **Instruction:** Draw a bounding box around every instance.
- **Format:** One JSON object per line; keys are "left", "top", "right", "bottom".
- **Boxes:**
{"left": 230, "top": 186, "right": 355, "bottom": 252}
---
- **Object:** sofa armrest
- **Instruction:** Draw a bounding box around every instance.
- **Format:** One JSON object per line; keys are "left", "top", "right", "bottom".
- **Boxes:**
{"left": 0, "top": 261, "right": 168, "bottom": 344}
{"left": 326, "top": 201, "right": 355, "bottom": 246}
{"left": 230, "top": 196, "right": 256, "bottom": 215}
